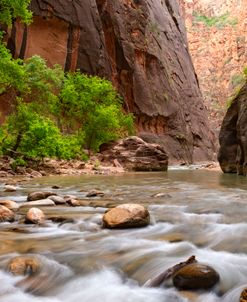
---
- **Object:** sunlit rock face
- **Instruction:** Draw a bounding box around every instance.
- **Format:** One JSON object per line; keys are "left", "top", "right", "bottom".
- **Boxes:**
{"left": 3, "top": 0, "right": 216, "bottom": 163}
{"left": 180, "top": 0, "right": 247, "bottom": 129}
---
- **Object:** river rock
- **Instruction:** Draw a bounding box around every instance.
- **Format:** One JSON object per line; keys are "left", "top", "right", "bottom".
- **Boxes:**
{"left": 86, "top": 190, "right": 105, "bottom": 198}
{"left": 20, "top": 199, "right": 55, "bottom": 207}
{"left": 25, "top": 208, "right": 45, "bottom": 224}
{"left": 100, "top": 137, "right": 168, "bottom": 171}
{"left": 27, "top": 191, "right": 56, "bottom": 201}
{"left": 240, "top": 288, "right": 247, "bottom": 302}
{"left": 4, "top": 185, "right": 17, "bottom": 192}
{"left": 48, "top": 195, "right": 66, "bottom": 205}
{"left": 7, "top": 255, "right": 41, "bottom": 276}
{"left": 172, "top": 263, "right": 220, "bottom": 290}
{"left": 103, "top": 203, "right": 150, "bottom": 228}
{"left": 66, "top": 199, "right": 88, "bottom": 207}
{"left": 0, "top": 205, "right": 15, "bottom": 222}
{"left": 0, "top": 200, "right": 19, "bottom": 211}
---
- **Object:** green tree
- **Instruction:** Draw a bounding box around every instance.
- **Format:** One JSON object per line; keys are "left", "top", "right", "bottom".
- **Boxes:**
{"left": 0, "top": 0, "right": 32, "bottom": 26}
{"left": 59, "top": 72, "right": 134, "bottom": 153}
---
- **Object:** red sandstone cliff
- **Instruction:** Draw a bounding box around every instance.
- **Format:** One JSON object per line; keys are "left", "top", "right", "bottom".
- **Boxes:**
{"left": 3, "top": 0, "right": 216, "bottom": 163}
{"left": 180, "top": 0, "right": 247, "bottom": 129}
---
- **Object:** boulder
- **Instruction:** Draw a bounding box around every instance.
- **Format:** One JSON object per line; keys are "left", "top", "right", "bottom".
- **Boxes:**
{"left": 0, "top": 200, "right": 19, "bottom": 211}
{"left": 27, "top": 191, "right": 56, "bottom": 201}
{"left": 172, "top": 263, "right": 220, "bottom": 290}
{"left": 240, "top": 288, "right": 247, "bottom": 302}
{"left": 100, "top": 137, "right": 168, "bottom": 171}
{"left": 25, "top": 207, "right": 45, "bottom": 224}
{"left": 103, "top": 203, "right": 150, "bottom": 228}
{"left": 66, "top": 199, "right": 87, "bottom": 207}
{"left": 48, "top": 195, "right": 66, "bottom": 205}
{"left": 0, "top": 205, "right": 15, "bottom": 222}
{"left": 7, "top": 255, "right": 41, "bottom": 276}
{"left": 20, "top": 199, "right": 55, "bottom": 207}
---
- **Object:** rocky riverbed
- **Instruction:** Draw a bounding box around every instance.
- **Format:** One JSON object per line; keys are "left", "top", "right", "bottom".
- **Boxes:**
{"left": 0, "top": 168, "right": 247, "bottom": 301}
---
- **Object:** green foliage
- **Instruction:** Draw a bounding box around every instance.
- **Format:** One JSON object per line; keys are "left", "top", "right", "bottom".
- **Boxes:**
{"left": 0, "top": 103, "right": 82, "bottom": 160}
{"left": 0, "top": 41, "right": 26, "bottom": 94}
{"left": 10, "top": 157, "right": 27, "bottom": 171}
{"left": 59, "top": 72, "right": 134, "bottom": 152}
{"left": 227, "top": 67, "right": 247, "bottom": 109}
{"left": 0, "top": 58, "right": 134, "bottom": 159}
{"left": 0, "top": 0, "right": 32, "bottom": 26}
{"left": 193, "top": 12, "right": 238, "bottom": 29}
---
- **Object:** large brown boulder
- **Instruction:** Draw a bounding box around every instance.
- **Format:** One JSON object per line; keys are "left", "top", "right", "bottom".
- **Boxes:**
{"left": 0, "top": 205, "right": 15, "bottom": 222}
{"left": 7, "top": 255, "right": 41, "bottom": 276}
{"left": 103, "top": 203, "right": 150, "bottom": 228}
{"left": 172, "top": 263, "right": 220, "bottom": 290}
{"left": 3, "top": 0, "right": 215, "bottom": 163}
{"left": 100, "top": 136, "right": 168, "bottom": 171}
{"left": 25, "top": 207, "right": 45, "bottom": 224}
{"left": 218, "top": 83, "right": 247, "bottom": 174}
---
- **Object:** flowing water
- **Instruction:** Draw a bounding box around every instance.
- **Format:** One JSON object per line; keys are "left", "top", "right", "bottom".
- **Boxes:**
{"left": 1, "top": 167, "right": 247, "bottom": 302}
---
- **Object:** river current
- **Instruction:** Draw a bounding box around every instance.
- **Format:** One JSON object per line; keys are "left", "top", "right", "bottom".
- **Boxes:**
{"left": 1, "top": 167, "right": 247, "bottom": 302}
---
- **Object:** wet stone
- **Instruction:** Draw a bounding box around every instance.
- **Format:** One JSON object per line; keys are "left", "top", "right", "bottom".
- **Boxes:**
{"left": 27, "top": 191, "right": 56, "bottom": 201}
{"left": 240, "top": 288, "right": 247, "bottom": 302}
{"left": 172, "top": 263, "right": 220, "bottom": 290}
{"left": 103, "top": 203, "right": 150, "bottom": 228}
{"left": 0, "top": 205, "right": 15, "bottom": 222}
{"left": 25, "top": 207, "right": 45, "bottom": 224}
{"left": 8, "top": 255, "right": 41, "bottom": 276}
{"left": 0, "top": 200, "right": 19, "bottom": 211}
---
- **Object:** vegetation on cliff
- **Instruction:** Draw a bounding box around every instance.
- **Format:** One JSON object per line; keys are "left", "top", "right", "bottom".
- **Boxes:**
{"left": 0, "top": 1, "right": 134, "bottom": 163}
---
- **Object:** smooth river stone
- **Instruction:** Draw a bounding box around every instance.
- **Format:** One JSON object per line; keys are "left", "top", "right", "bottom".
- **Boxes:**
{"left": 103, "top": 203, "right": 150, "bottom": 228}
{"left": 173, "top": 263, "right": 220, "bottom": 290}
{"left": 20, "top": 199, "right": 55, "bottom": 207}
{"left": 0, "top": 200, "right": 19, "bottom": 211}
{"left": 27, "top": 191, "right": 56, "bottom": 201}
{"left": 0, "top": 205, "right": 15, "bottom": 222}
{"left": 25, "top": 207, "right": 45, "bottom": 224}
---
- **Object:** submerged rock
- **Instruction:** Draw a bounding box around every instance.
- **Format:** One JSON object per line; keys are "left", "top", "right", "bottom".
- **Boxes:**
{"left": 0, "top": 200, "right": 19, "bottom": 211}
{"left": 0, "top": 205, "right": 15, "bottom": 222}
{"left": 27, "top": 191, "right": 56, "bottom": 201}
{"left": 100, "top": 136, "right": 168, "bottom": 171}
{"left": 103, "top": 203, "right": 150, "bottom": 228}
{"left": 8, "top": 255, "right": 41, "bottom": 276}
{"left": 25, "top": 207, "right": 45, "bottom": 224}
{"left": 172, "top": 263, "right": 220, "bottom": 290}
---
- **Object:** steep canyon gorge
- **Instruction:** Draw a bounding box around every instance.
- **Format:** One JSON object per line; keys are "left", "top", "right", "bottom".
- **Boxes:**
{"left": 181, "top": 0, "right": 247, "bottom": 128}
{"left": 2, "top": 0, "right": 216, "bottom": 163}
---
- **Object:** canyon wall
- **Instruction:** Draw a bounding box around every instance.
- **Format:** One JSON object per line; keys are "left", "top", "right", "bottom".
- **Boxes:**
{"left": 180, "top": 0, "right": 247, "bottom": 128}
{"left": 218, "top": 82, "right": 247, "bottom": 174}
{"left": 3, "top": 0, "right": 216, "bottom": 163}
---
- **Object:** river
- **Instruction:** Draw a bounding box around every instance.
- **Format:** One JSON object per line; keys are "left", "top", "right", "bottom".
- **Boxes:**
{"left": 0, "top": 167, "right": 247, "bottom": 302}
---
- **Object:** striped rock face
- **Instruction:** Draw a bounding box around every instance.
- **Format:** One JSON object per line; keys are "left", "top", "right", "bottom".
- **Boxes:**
{"left": 3, "top": 0, "right": 216, "bottom": 163}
